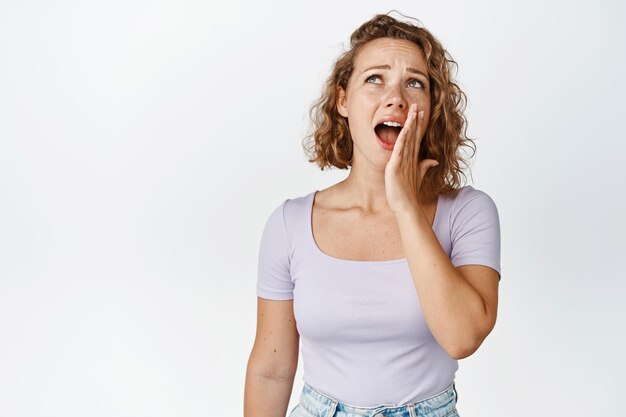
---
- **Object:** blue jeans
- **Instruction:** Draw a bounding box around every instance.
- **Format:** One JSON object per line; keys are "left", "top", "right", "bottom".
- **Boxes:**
{"left": 288, "top": 381, "right": 460, "bottom": 417}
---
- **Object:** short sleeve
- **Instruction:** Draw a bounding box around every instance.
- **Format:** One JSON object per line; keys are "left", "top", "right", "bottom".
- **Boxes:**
{"left": 450, "top": 187, "right": 502, "bottom": 281}
{"left": 256, "top": 199, "right": 294, "bottom": 300}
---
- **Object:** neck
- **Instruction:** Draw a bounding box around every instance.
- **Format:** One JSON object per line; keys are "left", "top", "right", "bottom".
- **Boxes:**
{"left": 341, "top": 174, "right": 386, "bottom": 214}
{"left": 338, "top": 165, "right": 428, "bottom": 216}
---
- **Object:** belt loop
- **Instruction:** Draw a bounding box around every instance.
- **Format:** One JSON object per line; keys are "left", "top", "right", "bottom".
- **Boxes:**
{"left": 453, "top": 382, "right": 459, "bottom": 404}
{"left": 324, "top": 399, "right": 337, "bottom": 417}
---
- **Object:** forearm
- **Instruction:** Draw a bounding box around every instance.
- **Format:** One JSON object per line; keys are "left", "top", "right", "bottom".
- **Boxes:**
{"left": 244, "top": 367, "right": 295, "bottom": 417}
{"left": 395, "top": 204, "right": 488, "bottom": 359}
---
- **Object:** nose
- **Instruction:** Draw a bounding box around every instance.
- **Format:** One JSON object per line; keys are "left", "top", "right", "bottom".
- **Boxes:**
{"left": 383, "top": 84, "right": 408, "bottom": 110}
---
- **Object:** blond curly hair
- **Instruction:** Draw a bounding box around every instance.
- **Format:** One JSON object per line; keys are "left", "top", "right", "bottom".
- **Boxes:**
{"left": 302, "top": 12, "right": 477, "bottom": 199}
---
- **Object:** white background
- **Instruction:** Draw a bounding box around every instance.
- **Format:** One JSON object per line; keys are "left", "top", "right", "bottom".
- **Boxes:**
{"left": 1, "top": 1, "right": 625, "bottom": 416}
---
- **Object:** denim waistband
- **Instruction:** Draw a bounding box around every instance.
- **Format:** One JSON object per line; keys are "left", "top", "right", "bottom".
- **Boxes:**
{"left": 297, "top": 381, "right": 458, "bottom": 417}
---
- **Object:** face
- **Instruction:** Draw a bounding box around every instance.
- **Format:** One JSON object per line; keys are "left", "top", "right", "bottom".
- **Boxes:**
{"left": 337, "top": 37, "right": 431, "bottom": 168}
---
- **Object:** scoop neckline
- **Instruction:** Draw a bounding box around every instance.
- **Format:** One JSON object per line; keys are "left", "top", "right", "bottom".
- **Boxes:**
{"left": 307, "top": 190, "right": 441, "bottom": 265}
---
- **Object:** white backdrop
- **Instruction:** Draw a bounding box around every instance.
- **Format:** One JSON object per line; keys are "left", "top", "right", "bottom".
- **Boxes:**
{"left": 1, "top": 1, "right": 625, "bottom": 416}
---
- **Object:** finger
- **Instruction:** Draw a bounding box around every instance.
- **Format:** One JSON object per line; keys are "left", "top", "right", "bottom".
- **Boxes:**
{"left": 387, "top": 123, "right": 403, "bottom": 168}
{"left": 417, "top": 159, "right": 440, "bottom": 193}
{"left": 419, "top": 159, "right": 439, "bottom": 178}
{"left": 392, "top": 104, "right": 415, "bottom": 165}
{"left": 414, "top": 110, "right": 426, "bottom": 153}
{"left": 401, "top": 105, "right": 418, "bottom": 195}
{"left": 401, "top": 106, "right": 418, "bottom": 164}
{"left": 409, "top": 109, "right": 426, "bottom": 185}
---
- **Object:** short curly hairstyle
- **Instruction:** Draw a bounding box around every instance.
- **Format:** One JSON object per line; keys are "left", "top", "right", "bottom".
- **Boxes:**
{"left": 302, "top": 11, "right": 477, "bottom": 199}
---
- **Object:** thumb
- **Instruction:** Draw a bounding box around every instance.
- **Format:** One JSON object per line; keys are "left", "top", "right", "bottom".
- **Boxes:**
{"left": 419, "top": 159, "right": 439, "bottom": 177}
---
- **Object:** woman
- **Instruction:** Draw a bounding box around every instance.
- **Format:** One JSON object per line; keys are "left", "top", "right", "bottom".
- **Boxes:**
{"left": 244, "top": 12, "right": 501, "bottom": 417}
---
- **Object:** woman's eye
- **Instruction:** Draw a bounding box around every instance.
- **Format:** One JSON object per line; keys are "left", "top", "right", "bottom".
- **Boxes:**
{"left": 408, "top": 79, "right": 423, "bottom": 88}
{"left": 365, "top": 74, "right": 381, "bottom": 83}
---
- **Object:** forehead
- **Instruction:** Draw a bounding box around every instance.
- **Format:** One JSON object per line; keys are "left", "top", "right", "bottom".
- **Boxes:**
{"left": 354, "top": 37, "right": 427, "bottom": 71}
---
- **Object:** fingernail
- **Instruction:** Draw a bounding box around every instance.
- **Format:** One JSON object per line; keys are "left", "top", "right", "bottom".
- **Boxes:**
{"left": 419, "top": 111, "right": 424, "bottom": 119}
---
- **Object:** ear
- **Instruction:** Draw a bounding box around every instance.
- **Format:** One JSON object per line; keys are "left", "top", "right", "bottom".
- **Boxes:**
{"left": 336, "top": 86, "right": 348, "bottom": 118}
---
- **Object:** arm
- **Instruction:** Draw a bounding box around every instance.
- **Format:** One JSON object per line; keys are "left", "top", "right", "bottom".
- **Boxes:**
{"left": 244, "top": 297, "right": 299, "bottom": 417}
{"left": 395, "top": 204, "right": 499, "bottom": 359}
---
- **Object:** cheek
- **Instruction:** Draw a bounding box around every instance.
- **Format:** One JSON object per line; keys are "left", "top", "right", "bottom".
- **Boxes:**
{"left": 415, "top": 90, "right": 429, "bottom": 104}
{"left": 407, "top": 90, "right": 429, "bottom": 107}
{"left": 347, "top": 92, "right": 378, "bottom": 120}
{"left": 418, "top": 96, "right": 431, "bottom": 116}
{"left": 350, "top": 89, "right": 379, "bottom": 105}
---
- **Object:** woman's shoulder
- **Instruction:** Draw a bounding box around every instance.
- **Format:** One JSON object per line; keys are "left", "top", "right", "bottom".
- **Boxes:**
{"left": 442, "top": 184, "right": 497, "bottom": 207}
{"left": 262, "top": 190, "right": 316, "bottom": 227}
{"left": 441, "top": 185, "right": 499, "bottom": 225}
{"left": 260, "top": 190, "right": 316, "bottom": 248}
{"left": 266, "top": 190, "right": 315, "bottom": 210}
{"left": 283, "top": 189, "right": 316, "bottom": 210}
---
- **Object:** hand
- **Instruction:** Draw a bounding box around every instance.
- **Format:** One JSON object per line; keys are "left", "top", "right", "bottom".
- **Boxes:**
{"left": 384, "top": 103, "right": 439, "bottom": 214}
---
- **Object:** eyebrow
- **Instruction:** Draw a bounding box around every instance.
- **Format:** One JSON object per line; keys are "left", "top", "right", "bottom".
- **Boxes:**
{"left": 360, "top": 64, "right": 428, "bottom": 79}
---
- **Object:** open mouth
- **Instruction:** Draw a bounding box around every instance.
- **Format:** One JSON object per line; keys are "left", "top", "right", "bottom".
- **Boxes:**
{"left": 374, "top": 123, "right": 402, "bottom": 145}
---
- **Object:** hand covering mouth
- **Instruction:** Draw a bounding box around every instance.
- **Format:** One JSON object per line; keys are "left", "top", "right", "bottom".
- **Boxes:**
{"left": 374, "top": 123, "right": 402, "bottom": 144}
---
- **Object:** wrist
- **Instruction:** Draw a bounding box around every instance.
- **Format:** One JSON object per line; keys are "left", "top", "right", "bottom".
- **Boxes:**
{"left": 395, "top": 201, "right": 426, "bottom": 221}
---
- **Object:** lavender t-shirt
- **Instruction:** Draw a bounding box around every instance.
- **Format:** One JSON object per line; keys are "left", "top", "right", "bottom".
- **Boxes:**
{"left": 256, "top": 185, "right": 501, "bottom": 407}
